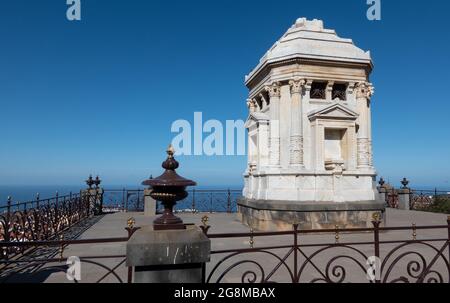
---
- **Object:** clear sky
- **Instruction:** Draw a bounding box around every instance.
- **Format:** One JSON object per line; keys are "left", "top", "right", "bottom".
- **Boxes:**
{"left": 0, "top": 0, "right": 449, "bottom": 189}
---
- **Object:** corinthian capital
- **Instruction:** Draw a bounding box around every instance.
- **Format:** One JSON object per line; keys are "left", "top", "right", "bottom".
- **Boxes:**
{"left": 246, "top": 99, "right": 257, "bottom": 112}
{"left": 265, "top": 82, "right": 281, "bottom": 98}
{"left": 289, "top": 78, "right": 306, "bottom": 94}
{"left": 355, "top": 82, "right": 375, "bottom": 99}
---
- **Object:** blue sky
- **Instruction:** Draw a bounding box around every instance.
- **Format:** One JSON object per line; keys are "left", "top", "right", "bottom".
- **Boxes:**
{"left": 0, "top": 0, "right": 449, "bottom": 188}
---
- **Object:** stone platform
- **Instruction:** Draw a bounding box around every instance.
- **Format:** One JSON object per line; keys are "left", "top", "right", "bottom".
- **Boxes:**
{"left": 238, "top": 198, "right": 386, "bottom": 231}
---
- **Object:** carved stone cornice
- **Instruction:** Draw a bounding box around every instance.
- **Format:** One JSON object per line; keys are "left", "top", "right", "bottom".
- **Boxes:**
{"left": 289, "top": 78, "right": 306, "bottom": 95}
{"left": 265, "top": 82, "right": 281, "bottom": 98}
{"left": 355, "top": 82, "right": 375, "bottom": 99}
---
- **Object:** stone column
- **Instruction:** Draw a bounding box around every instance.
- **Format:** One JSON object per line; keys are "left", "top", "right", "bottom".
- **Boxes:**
{"left": 289, "top": 78, "right": 306, "bottom": 166}
{"left": 397, "top": 188, "right": 411, "bottom": 210}
{"left": 144, "top": 188, "right": 157, "bottom": 216}
{"left": 355, "top": 82, "right": 374, "bottom": 169}
{"left": 265, "top": 82, "right": 281, "bottom": 166}
{"left": 246, "top": 99, "right": 257, "bottom": 173}
{"left": 257, "top": 119, "right": 270, "bottom": 167}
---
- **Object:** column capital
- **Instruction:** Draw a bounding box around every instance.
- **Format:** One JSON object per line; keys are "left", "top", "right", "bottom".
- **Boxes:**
{"left": 289, "top": 78, "right": 306, "bottom": 94}
{"left": 355, "top": 82, "right": 375, "bottom": 99}
{"left": 246, "top": 99, "right": 257, "bottom": 113}
{"left": 265, "top": 82, "right": 281, "bottom": 98}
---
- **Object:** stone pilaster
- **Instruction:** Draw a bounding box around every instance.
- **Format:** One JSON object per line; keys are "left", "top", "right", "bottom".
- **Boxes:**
{"left": 289, "top": 78, "right": 306, "bottom": 166}
{"left": 355, "top": 82, "right": 374, "bottom": 168}
{"left": 326, "top": 81, "right": 334, "bottom": 100}
{"left": 265, "top": 82, "right": 281, "bottom": 166}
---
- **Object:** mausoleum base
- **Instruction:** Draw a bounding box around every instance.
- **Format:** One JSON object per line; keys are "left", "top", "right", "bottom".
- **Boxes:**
{"left": 237, "top": 198, "right": 386, "bottom": 231}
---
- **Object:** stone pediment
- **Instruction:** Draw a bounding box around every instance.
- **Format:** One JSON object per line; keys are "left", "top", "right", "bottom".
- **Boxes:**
{"left": 244, "top": 112, "right": 270, "bottom": 128}
{"left": 308, "top": 103, "right": 358, "bottom": 122}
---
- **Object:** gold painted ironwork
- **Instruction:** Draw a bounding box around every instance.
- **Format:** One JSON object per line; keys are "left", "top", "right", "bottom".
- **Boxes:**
{"left": 335, "top": 225, "right": 340, "bottom": 244}
{"left": 59, "top": 234, "right": 64, "bottom": 261}
{"left": 201, "top": 215, "right": 209, "bottom": 227}
{"left": 372, "top": 212, "right": 381, "bottom": 223}
{"left": 127, "top": 217, "right": 136, "bottom": 229}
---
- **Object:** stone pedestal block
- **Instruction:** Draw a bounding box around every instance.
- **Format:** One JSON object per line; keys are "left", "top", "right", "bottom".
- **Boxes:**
{"left": 377, "top": 187, "right": 388, "bottom": 205}
{"left": 397, "top": 189, "right": 411, "bottom": 211}
{"left": 143, "top": 189, "right": 157, "bottom": 217}
{"left": 238, "top": 198, "right": 386, "bottom": 231}
{"left": 126, "top": 225, "right": 210, "bottom": 283}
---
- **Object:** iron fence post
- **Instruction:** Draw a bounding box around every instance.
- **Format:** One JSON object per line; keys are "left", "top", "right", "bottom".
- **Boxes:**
{"left": 293, "top": 224, "right": 299, "bottom": 283}
{"left": 227, "top": 189, "right": 231, "bottom": 213}
{"left": 192, "top": 188, "right": 196, "bottom": 212}
{"left": 5, "top": 196, "right": 11, "bottom": 242}
{"left": 210, "top": 192, "right": 213, "bottom": 213}
{"left": 35, "top": 193, "right": 40, "bottom": 240}
{"left": 447, "top": 216, "right": 450, "bottom": 269}
{"left": 123, "top": 188, "right": 127, "bottom": 212}
{"left": 372, "top": 218, "right": 381, "bottom": 283}
{"left": 55, "top": 191, "right": 59, "bottom": 232}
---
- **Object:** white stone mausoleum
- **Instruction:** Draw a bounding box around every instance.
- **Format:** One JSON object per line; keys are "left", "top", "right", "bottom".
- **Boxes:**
{"left": 238, "top": 18, "right": 385, "bottom": 230}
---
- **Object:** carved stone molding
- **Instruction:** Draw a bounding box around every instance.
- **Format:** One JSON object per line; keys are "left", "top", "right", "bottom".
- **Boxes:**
{"left": 355, "top": 82, "right": 375, "bottom": 100}
{"left": 289, "top": 78, "right": 306, "bottom": 95}
{"left": 265, "top": 82, "right": 281, "bottom": 98}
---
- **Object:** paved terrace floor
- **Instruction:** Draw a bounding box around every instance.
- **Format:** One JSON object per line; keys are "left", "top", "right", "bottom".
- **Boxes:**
{"left": 35, "top": 209, "right": 450, "bottom": 283}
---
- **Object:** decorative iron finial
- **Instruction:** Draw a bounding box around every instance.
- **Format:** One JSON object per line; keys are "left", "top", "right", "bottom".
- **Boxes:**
{"left": 94, "top": 176, "right": 102, "bottom": 188}
{"left": 378, "top": 177, "right": 385, "bottom": 187}
{"left": 127, "top": 217, "right": 136, "bottom": 229}
{"left": 372, "top": 212, "right": 381, "bottom": 223}
{"left": 86, "top": 175, "right": 94, "bottom": 189}
{"left": 201, "top": 215, "right": 209, "bottom": 227}
{"left": 335, "top": 225, "right": 340, "bottom": 244}
{"left": 401, "top": 178, "right": 409, "bottom": 189}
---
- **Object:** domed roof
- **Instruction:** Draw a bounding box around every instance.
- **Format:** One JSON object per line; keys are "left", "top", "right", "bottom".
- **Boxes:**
{"left": 246, "top": 18, "right": 372, "bottom": 84}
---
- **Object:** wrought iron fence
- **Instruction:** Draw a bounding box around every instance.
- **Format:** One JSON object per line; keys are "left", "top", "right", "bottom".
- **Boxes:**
{"left": 0, "top": 191, "right": 100, "bottom": 260}
{"left": 0, "top": 225, "right": 139, "bottom": 283}
{"left": 102, "top": 189, "right": 145, "bottom": 212}
{"left": 101, "top": 189, "right": 241, "bottom": 214}
{"left": 176, "top": 189, "right": 241, "bottom": 213}
{"left": 200, "top": 216, "right": 450, "bottom": 283}
{"left": 384, "top": 187, "right": 450, "bottom": 211}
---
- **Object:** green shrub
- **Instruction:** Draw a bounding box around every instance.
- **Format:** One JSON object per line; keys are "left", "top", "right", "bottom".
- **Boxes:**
{"left": 421, "top": 196, "right": 450, "bottom": 214}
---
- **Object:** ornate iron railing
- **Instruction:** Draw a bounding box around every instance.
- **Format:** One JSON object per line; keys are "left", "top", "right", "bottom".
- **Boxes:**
{"left": 0, "top": 222, "right": 139, "bottom": 283}
{"left": 0, "top": 191, "right": 100, "bottom": 260}
{"left": 176, "top": 189, "right": 241, "bottom": 213}
{"left": 102, "top": 189, "right": 145, "bottom": 212}
{"left": 201, "top": 216, "right": 450, "bottom": 283}
{"left": 101, "top": 189, "right": 241, "bottom": 214}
